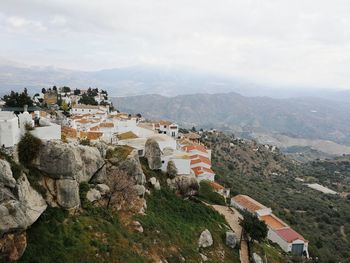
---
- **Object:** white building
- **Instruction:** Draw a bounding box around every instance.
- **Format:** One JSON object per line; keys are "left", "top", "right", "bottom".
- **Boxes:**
{"left": 71, "top": 104, "right": 109, "bottom": 115}
{"left": 156, "top": 120, "right": 179, "bottom": 138}
{"left": 231, "top": 195, "right": 309, "bottom": 257}
{"left": 0, "top": 112, "right": 20, "bottom": 147}
{"left": 160, "top": 148, "right": 191, "bottom": 175}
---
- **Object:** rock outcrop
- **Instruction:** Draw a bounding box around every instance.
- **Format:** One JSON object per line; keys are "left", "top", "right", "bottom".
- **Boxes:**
{"left": 144, "top": 138, "right": 162, "bottom": 170}
{"left": 86, "top": 188, "right": 102, "bottom": 202}
{"left": 33, "top": 140, "right": 105, "bottom": 183}
{"left": 0, "top": 173, "right": 47, "bottom": 234}
{"left": 167, "top": 175, "right": 199, "bottom": 197}
{"left": 31, "top": 141, "right": 106, "bottom": 209}
{"left": 198, "top": 229, "right": 213, "bottom": 248}
{"left": 149, "top": 177, "right": 161, "bottom": 190}
{"left": 0, "top": 159, "right": 16, "bottom": 188}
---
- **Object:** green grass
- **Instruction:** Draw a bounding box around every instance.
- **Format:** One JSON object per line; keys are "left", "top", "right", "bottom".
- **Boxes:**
{"left": 19, "top": 207, "right": 147, "bottom": 263}
{"left": 137, "top": 189, "right": 240, "bottom": 262}
{"left": 198, "top": 181, "right": 226, "bottom": 205}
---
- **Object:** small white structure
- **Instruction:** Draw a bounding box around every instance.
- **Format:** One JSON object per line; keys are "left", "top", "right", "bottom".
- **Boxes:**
{"left": 156, "top": 120, "right": 179, "bottom": 138}
{"left": 305, "top": 183, "right": 337, "bottom": 195}
{"left": 0, "top": 112, "right": 20, "bottom": 147}
{"left": 230, "top": 194, "right": 272, "bottom": 216}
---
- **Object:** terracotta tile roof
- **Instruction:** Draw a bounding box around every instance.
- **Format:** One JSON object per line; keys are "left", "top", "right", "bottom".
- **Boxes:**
{"left": 62, "top": 126, "right": 78, "bottom": 138}
{"left": 70, "top": 115, "right": 84, "bottom": 120}
{"left": 76, "top": 119, "right": 91, "bottom": 124}
{"left": 90, "top": 125, "right": 100, "bottom": 131}
{"left": 231, "top": 195, "right": 266, "bottom": 212}
{"left": 99, "top": 122, "right": 114, "bottom": 128}
{"left": 190, "top": 155, "right": 211, "bottom": 166}
{"left": 159, "top": 120, "right": 173, "bottom": 126}
{"left": 276, "top": 228, "right": 307, "bottom": 243}
{"left": 183, "top": 144, "right": 208, "bottom": 154}
{"left": 191, "top": 167, "right": 215, "bottom": 177}
{"left": 80, "top": 131, "right": 103, "bottom": 140}
{"left": 261, "top": 215, "right": 287, "bottom": 230}
{"left": 208, "top": 181, "right": 225, "bottom": 190}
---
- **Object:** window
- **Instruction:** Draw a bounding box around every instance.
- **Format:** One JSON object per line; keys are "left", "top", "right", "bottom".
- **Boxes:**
{"left": 161, "top": 160, "right": 165, "bottom": 164}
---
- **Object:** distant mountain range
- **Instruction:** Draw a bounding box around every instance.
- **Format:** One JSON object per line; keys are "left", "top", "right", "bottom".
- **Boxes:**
{"left": 1, "top": 63, "right": 350, "bottom": 101}
{"left": 112, "top": 93, "right": 350, "bottom": 156}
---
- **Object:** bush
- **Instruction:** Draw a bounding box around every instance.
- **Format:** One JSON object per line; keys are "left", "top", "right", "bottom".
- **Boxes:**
{"left": 198, "top": 181, "right": 226, "bottom": 205}
{"left": 79, "top": 138, "right": 91, "bottom": 146}
{"left": 17, "top": 132, "right": 42, "bottom": 167}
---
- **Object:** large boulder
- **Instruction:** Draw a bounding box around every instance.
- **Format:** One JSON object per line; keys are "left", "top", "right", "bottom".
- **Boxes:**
{"left": 86, "top": 188, "right": 102, "bottom": 202}
{"left": 33, "top": 141, "right": 105, "bottom": 183}
{"left": 168, "top": 175, "right": 199, "bottom": 197}
{"left": 55, "top": 179, "right": 80, "bottom": 209}
{"left": 198, "top": 229, "right": 213, "bottom": 248}
{"left": 253, "top": 253, "right": 263, "bottom": 263}
{"left": 120, "top": 150, "right": 146, "bottom": 185}
{"left": 144, "top": 138, "right": 162, "bottom": 170}
{"left": 0, "top": 174, "right": 47, "bottom": 234}
{"left": 225, "top": 231, "right": 237, "bottom": 248}
{"left": 0, "top": 159, "right": 16, "bottom": 188}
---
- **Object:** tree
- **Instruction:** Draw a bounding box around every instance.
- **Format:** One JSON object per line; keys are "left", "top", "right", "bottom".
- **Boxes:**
{"left": 105, "top": 170, "right": 136, "bottom": 209}
{"left": 3, "top": 89, "right": 34, "bottom": 108}
{"left": 73, "top": 89, "right": 81, "bottom": 95}
{"left": 60, "top": 101, "right": 69, "bottom": 114}
{"left": 191, "top": 126, "right": 197, "bottom": 132}
{"left": 62, "top": 86, "right": 71, "bottom": 93}
{"left": 167, "top": 160, "right": 178, "bottom": 179}
{"left": 78, "top": 93, "right": 98, "bottom": 105}
{"left": 240, "top": 212, "right": 268, "bottom": 243}
{"left": 41, "top": 88, "right": 47, "bottom": 94}
{"left": 52, "top": 86, "right": 57, "bottom": 92}
{"left": 17, "top": 132, "right": 42, "bottom": 167}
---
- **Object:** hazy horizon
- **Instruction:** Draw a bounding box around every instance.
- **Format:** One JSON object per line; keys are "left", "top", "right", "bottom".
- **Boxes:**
{"left": 2, "top": 0, "right": 350, "bottom": 90}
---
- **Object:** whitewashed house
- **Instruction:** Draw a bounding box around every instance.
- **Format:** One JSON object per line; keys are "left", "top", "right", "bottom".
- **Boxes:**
{"left": 71, "top": 105, "right": 109, "bottom": 115}
{"left": 160, "top": 148, "right": 191, "bottom": 175}
{"left": 155, "top": 120, "right": 179, "bottom": 138}
{"left": 0, "top": 112, "right": 20, "bottom": 147}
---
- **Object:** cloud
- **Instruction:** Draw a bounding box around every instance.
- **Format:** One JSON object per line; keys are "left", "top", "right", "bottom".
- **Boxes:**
{"left": 1, "top": 0, "right": 350, "bottom": 89}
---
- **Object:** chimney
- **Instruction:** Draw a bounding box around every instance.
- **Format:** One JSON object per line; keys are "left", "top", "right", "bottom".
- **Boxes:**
{"left": 24, "top": 104, "right": 28, "bottom": 113}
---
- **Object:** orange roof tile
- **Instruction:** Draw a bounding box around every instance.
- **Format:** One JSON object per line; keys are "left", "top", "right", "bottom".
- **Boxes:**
{"left": 208, "top": 181, "right": 225, "bottom": 190}
{"left": 231, "top": 195, "right": 266, "bottom": 212}
{"left": 79, "top": 131, "right": 103, "bottom": 140}
{"left": 159, "top": 120, "right": 173, "bottom": 126}
{"left": 183, "top": 144, "right": 208, "bottom": 154}
{"left": 99, "top": 122, "right": 114, "bottom": 128}
{"left": 276, "top": 228, "right": 307, "bottom": 243}
{"left": 190, "top": 155, "right": 211, "bottom": 166}
{"left": 62, "top": 126, "right": 78, "bottom": 138}
{"left": 90, "top": 125, "right": 100, "bottom": 131}
{"left": 191, "top": 167, "right": 215, "bottom": 177}
{"left": 261, "top": 215, "right": 287, "bottom": 230}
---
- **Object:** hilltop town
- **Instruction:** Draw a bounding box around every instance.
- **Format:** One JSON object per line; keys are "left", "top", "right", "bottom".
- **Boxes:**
{"left": 0, "top": 87, "right": 325, "bottom": 263}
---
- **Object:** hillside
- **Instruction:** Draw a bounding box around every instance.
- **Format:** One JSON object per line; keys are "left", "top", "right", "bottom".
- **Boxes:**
{"left": 113, "top": 93, "right": 350, "bottom": 154}
{"left": 202, "top": 131, "right": 350, "bottom": 262}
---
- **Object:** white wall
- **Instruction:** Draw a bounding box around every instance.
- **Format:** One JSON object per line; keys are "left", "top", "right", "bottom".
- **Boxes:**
{"left": 0, "top": 116, "right": 20, "bottom": 147}
{"left": 196, "top": 172, "right": 215, "bottom": 182}
{"left": 161, "top": 157, "right": 191, "bottom": 175}
{"left": 30, "top": 123, "right": 61, "bottom": 140}
{"left": 268, "top": 229, "right": 290, "bottom": 252}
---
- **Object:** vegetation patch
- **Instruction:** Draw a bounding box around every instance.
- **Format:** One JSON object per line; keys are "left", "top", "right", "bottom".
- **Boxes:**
{"left": 106, "top": 145, "right": 134, "bottom": 160}
{"left": 198, "top": 181, "right": 226, "bottom": 205}
{"left": 117, "top": 131, "right": 138, "bottom": 140}
{"left": 17, "top": 132, "right": 42, "bottom": 167}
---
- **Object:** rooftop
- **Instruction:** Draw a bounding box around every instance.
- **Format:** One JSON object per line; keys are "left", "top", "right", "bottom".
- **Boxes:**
{"left": 260, "top": 214, "right": 288, "bottom": 230}
{"left": 276, "top": 228, "right": 307, "bottom": 243}
{"left": 231, "top": 195, "right": 267, "bottom": 212}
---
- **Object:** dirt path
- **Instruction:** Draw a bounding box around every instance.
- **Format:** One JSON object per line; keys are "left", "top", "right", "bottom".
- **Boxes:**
{"left": 211, "top": 205, "right": 249, "bottom": 263}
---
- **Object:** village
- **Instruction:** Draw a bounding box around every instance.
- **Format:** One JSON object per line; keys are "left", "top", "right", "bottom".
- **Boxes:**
{"left": 0, "top": 87, "right": 309, "bottom": 261}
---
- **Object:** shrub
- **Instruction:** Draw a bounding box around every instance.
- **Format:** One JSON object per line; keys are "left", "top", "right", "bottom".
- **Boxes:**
{"left": 80, "top": 138, "right": 91, "bottom": 146}
{"left": 166, "top": 160, "right": 178, "bottom": 179}
{"left": 17, "top": 132, "right": 42, "bottom": 167}
{"left": 198, "top": 181, "right": 226, "bottom": 205}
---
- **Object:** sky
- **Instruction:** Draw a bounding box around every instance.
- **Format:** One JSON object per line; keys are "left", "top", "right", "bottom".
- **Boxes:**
{"left": 1, "top": 0, "right": 350, "bottom": 89}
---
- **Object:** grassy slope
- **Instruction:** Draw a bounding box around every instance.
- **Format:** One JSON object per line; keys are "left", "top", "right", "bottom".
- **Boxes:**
{"left": 18, "top": 160, "right": 240, "bottom": 263}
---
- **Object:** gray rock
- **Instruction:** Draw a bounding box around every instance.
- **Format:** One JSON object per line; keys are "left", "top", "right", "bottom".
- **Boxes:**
{"left": 200, "top": 253, "right": 208, "bottom": 262}
{"left": 131, "top": 220, "right": 144, "bottom": 233}
{"left": 56, "top": 179, "right": 80, "bottom": 208}
{"left": 0, "top": 174, "right": 46, "bottom": 234}
{"left": 86, "top": 188, "right": 102, "bottom": 202}
{"left": 144, "top": 138, "right": 162, "bottom": 170}
{"left": 168, "top": 175, "right": 199, "bottom": 197}
{"left": 253, "top": 253, "right": 263, "bottom": 263}
{"left": 149, "top": 177, "right": 161, "bottom": 190}
{"left": 225, "top": 231, "right": 237, "bottom": 248}
{"left": 198, "top": 229, "right": 213, "bottom": 248}
{"left": 133, "top": 185, "right": 146, "bottom": 197}
{"left": 120, "top": 150, "right": 146, "bottom": 185}
{"left": 0, "top": 159, "right": 16, "bottom": 188}
{"left": 33, "top": 141, "right": 105, "bottom": 183}
{"left": 95, "top": 184, "right": 110, "bottom": 195}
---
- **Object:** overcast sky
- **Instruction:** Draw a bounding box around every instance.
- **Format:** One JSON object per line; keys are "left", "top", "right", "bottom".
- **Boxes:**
{"left": 1, "top": 0, "right": 350, "bottom": 89}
